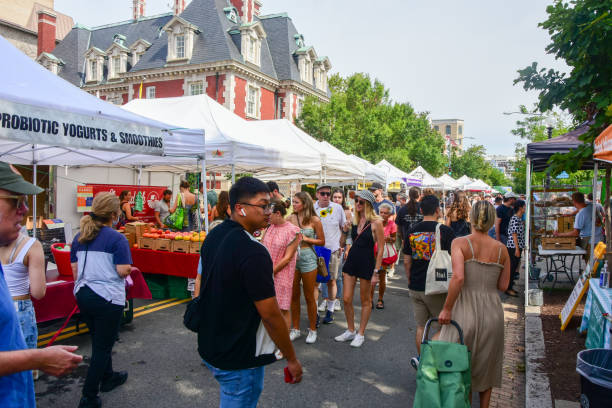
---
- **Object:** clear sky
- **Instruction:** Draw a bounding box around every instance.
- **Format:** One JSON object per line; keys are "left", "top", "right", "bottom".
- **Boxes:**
{"left": 55, "top": 0, "right": 567, "bottom": 156}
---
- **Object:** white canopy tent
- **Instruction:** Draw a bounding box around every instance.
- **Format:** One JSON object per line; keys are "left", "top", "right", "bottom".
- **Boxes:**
{"left": 124, "top": 95, "right": 323, "bottom": 177}
{"left": 349, "top": 155, "right": 386, "bottom": 184}
{"left": 407, "top": 166, "right": 444, "bottom": 190}
{"left": 247, "top": 120, "right": 363, "bottom": 180}
{"left": 465, "top": 179, "right": 492, "bottom": 192}
{"left": 375, "top": 159, "right": 410, "bottom": 188}
{"left": 437, "top": 173, "right": 462, "bottom": 190}
{"left": 0, "top": 36, "right": 211, "bottom": 231}
{"left": 456, "top": 175, "right": 474, "bottom": 189}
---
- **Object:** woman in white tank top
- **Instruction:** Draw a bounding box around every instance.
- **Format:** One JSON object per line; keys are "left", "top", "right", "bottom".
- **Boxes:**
{"left": 0, "top": 233, "right": 46, "bottom": 352}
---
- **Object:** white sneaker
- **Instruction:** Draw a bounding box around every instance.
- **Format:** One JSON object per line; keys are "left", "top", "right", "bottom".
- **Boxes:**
{"left": 305, "top": 329, "right": 317, "bottom": 344}
{"left": 350, "top": 334, "right": 365, "bottom": 348}
{"left": 334, "top": 299, "right": 341, "bottom": 311}
{"left": 334, "top": 329, "right": 356, "bottom": 342}
{"left": 318, "top": 300, "right": 327, "bottom": 312}
{"left": 289, "top": 329, "right": 301, "bottom": 341}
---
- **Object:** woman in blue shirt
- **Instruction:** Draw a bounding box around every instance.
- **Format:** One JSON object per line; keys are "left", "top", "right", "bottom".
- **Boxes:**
{"left": 71, "top": 192, "right": 132, "bottom": 408}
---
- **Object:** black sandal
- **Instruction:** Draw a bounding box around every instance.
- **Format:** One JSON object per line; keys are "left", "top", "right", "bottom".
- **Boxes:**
{"left": 376, "top": 299, "right": 385, "bottom": 309}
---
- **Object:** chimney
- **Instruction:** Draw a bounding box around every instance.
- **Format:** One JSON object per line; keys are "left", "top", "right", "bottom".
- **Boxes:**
{"left": 173, "top": 0, "right": 185, "bottom": 15}
{"left": 133, "top": 0, "right": 145, "bottom": 20}
{"left": 37, "top": 10, "right": 56, "bottom": 56}
{"left": 230, "top": 0, "right": 259, "bottom": 23}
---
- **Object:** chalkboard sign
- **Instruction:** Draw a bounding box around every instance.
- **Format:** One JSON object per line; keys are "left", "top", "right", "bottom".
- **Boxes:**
{"left": 585, "top": 293, "right": 606, "bottom": 349}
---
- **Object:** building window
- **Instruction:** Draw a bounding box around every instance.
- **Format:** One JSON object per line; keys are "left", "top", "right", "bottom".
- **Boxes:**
{"left": 176, "top": 35, "right": 185, "bottom": 59}
{"left": 247, "top": 86, "right": 259, "bottom": 118}
{"left": 458, "top": 125, "right": 463, "bottom": 135}
{"left": 146, "top": 86, "right": 156, "bottom": 99}
{"left": 90, "top": 60, "right": 97, "bottom": 78}
{"left": 277, "top": 97, "right": 284, "bottom": 118}
{"left": 434, "top": 125, "right": 439, "bottom": 132}
{"left": 112, "top": 56, "right": 121, "bottom": 76}
{"left": 190, "top": 82, "right": 203, "bottom": 95}
{"left": 297, "top": 99, "right": 304, "bottom": 118}
{"left": 445, "top": 125, "right": 451, "bottom": 135}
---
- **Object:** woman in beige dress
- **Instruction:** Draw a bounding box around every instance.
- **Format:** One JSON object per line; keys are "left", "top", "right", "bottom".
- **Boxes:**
{"left": 438, "top": 200, "right": 511, "bottom": 408}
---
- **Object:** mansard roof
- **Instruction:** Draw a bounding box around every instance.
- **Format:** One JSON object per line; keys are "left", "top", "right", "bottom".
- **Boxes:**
{"left": 51, "top": 0, "right": 328, "bottom": 90}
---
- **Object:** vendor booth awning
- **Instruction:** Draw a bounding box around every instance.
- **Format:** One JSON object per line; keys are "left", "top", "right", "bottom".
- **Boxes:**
{"left": 456, "top": 175, "right": 473, "bottom": 188}
{"left": 437, "top": 173, "right": 462, "bottom": 190}
{"left": 465, "top": 179, "right": 491, "bottom": 192}
{"left": 349, "top": 155, "right": 386, "bottom": 184}
{"left": 407, "top": 166, "right": 443, "bottom": 189}
{"left": 375, "top": 159, "right": 411, "bottom": 187}
{"left": 593, "top": 124, "right": 612, "bottom": 163}
{"left": 0, "top": 35, "right": 201, "bottom": 166}
{"left": 123, "top": 95, "right": 324, "bottom": 175}
{"left": 526, "top": 121, "right": 592, "bottom": 172}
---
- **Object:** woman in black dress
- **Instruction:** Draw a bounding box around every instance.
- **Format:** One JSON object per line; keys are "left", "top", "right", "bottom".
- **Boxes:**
{"left": 334, "top": 190, "right": 384, "bottom": 348}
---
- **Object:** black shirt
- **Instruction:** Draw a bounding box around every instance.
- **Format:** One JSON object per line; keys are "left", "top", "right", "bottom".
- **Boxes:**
{"left": 197, "top": 219, "right": 277, "bottom": 370}
{"left": 396, "top": 203, "right": 424, "bottom": 239}
{"left": 496, "top": 205, "right": 514, "bottom": 237}
{"left": 403, "top": 221, "right": 455, "bottom": 291}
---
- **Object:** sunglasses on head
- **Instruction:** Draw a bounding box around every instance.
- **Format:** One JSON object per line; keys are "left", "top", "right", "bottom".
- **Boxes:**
{"left": 319, "top": 191, "right": 331, "bottom": 196}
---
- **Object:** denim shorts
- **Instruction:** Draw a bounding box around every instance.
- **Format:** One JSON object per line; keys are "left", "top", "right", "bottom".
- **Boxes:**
{"left": 204, "top": 361, "right": 264, "bottom": 408}
{"left": 296, "top": 247, "right": 318, "bottom": 273}
{"left": 14, "top": 299, "right": 38, "bottom": 350}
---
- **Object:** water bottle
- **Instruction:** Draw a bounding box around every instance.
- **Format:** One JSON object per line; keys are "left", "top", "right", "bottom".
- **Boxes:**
{"left": 600, "top": 261, "right": 609, "bottom": 288}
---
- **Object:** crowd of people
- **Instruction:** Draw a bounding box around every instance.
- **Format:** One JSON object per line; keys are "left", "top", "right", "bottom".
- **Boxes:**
{"left": 2, "top": 159, "right": 605, "bottom": 408}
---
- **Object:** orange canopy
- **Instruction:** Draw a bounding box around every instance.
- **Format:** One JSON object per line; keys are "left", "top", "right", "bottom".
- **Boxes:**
{"left": 594, "top": 124, "right": 612, "bottom": 163}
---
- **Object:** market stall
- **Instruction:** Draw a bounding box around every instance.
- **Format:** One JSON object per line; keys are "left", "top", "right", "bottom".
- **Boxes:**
{"left": 465, "top": 178, "right": 492, "bottom": 192}
{"left": 406, "top": 166, "right": 443, "bottom": 190}
{"left": 437, "top": 173, "right": 462, "bottom": 190}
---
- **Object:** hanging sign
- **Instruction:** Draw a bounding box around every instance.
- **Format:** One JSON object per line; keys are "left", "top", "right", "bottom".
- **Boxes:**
{"left": 87, "top": 184, "right": 167, "bottom": 224}
{"left": 76, "top": 185, "right": 94, "bottom": 212}
{"left": 0, "top": 100, "right": 164, "bottom": 155}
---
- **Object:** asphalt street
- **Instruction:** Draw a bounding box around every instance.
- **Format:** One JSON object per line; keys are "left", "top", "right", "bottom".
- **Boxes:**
{"left": 35, "top": 264, "right": 420, "bottom": 408}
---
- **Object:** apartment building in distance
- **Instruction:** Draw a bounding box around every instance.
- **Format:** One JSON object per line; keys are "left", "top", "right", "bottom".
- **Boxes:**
{"left": 485, "top": 154, "right": 515, "bottom": 179}
{"left": 432, "top": 119, "right": 464, "bottom": 154}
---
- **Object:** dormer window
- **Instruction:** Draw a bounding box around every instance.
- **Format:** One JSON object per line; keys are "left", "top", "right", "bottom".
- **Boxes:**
{"left": 224, "top": 7, "right": 238, "bottom": 23}
{"left": 162, "top": 16, "right": 200, "bottom": 63}
{"left": 314, "top": 57, "right": 331, "bottom": 92}
{"left": 239, "top": 22, "right": 266, "bottom": 66}
{"left": 84, "top": 47, "right": 105, "bottom": 83}
{"left": 106, "top": 36, "right": 129, "bottom": 80}
{"left": 36, "top": 52, "right": 64, "bottom": 75}
{"left": 294, "top": 46, "right": 317, "bottom": 85}
{"left": 129, "top": 39, "right": 151, "bottom": 67}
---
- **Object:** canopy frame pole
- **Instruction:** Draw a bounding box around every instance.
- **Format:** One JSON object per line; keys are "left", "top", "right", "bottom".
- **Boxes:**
{"left": 231, "top": 164, "right": 236, "bottom": 185}
{"left": 589, "top": 162, "right": 598, "bottom": 272}
{"left": 201, "top": 131, "right": 209, "bottom": 233}
{"left": 137, "top": 165, "right": 142, "bottom": 186}
{"left": 31, "top": 144, "right": 37, "bottom": 238}
{"left": 524, "top": 158, "right": 532, "bottom": 308}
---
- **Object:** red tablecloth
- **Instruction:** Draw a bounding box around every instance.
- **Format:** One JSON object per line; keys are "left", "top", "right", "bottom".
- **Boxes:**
{"left": 33, "top": 267, "right": 151, "bottom": 323}
{"left": 130, "top": 248, "right": 200, "bottom": 278}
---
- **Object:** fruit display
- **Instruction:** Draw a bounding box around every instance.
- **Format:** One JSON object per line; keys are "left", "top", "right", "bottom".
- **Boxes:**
{"left": 132, "top": 227, "right": 206, "bottom": 253}
{"left": 141, "top": 228, "right": 206, "bottom": 242}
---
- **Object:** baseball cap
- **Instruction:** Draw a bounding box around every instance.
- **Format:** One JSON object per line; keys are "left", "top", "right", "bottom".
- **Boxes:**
{"left": 368, "top": 182, "right": 384, "bottom": 191}
{"left": 355, "top": 190, "right": 376, "bottom": 207}
{"left": 504, "top": 191, "right": 519, "bottom": 199}
{"left": 0, "top": 162, "right": 43, "bottom": 195}
{"left": 316, "top": 183, "right": 332, "bottom": 191}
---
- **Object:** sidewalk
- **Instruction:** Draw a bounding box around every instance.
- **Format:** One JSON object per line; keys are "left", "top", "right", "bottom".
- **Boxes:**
{"left": 490, "top": 272, "right": 526, "bottom": 408}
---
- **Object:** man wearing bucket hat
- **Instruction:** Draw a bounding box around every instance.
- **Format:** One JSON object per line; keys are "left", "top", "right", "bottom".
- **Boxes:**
{"left": 0, "top": 162, "right": 83, "bottom": 408}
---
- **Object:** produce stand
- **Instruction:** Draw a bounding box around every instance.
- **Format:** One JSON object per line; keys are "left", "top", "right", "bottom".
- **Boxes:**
{"left": 130, "top": 248, "right": 199, "bottom": 279}
{"left": 33, "top": 267, "right": 151, "bottom": 323}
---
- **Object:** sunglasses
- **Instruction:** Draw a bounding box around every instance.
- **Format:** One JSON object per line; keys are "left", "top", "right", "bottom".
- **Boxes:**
{"left": 240, "top": 202, "right": 273, "bottom": 213}
{"left": 355, "top": 198, "right": 367, "bottom": 205}
{"left": 318, "top": 191, "right": 331, "bottom": 196}
{"left": 0, "top": 195, "right": 28, "bottom": 212}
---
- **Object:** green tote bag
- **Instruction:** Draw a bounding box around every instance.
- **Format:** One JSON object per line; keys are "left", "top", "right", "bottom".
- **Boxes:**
{"left": 164, "top": 193, "right": 185, "bottom": 230}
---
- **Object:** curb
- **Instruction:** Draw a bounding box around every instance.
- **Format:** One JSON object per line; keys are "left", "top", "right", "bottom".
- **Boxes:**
{"left": 525, "top": 305, "right": 553, "bottom": 408}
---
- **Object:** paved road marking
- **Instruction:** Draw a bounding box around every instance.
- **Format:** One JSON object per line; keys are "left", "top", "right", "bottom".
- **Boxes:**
{"left": 36, "top": 298, "right": 190, "bottom": 347}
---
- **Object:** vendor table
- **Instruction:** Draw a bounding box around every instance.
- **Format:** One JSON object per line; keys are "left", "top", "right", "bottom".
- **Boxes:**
{"left": 130, "top": 248, "right": 200, "bottom": 279}
{"left": 538, "top": 245, "right": 586, "bottom": 290}
{"left": 580, "top": 279, "right": 612, "bottom": 349}
{"left": 33, "top": 267, "right": 151, "bottom": 323}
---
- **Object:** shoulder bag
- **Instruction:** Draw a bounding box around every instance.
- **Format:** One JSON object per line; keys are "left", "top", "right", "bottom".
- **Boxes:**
{"left": 165, "top": 193, "right": 185, "bottom": 231}
{"left": 297, "top": 215, "right": 328, "bottom": 278}
{"left": 425, "top": 223, "right": 453, "bottom": 295}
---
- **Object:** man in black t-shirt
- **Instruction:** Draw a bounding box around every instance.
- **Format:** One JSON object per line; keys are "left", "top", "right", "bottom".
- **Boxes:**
{"left": 197, "top": 177, "right": 302, "bottom": 405}
{"left": 493, "top": 192, "right": 517, "bottom": 245}
{"left": 403, "top": 195, "right": 455, "bottom": 356}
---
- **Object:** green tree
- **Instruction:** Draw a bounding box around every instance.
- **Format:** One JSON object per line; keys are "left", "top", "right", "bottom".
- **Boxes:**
{"left": 451, "top": 145, "right": 510, "bottom": 187}
{"left": 297, "top": 73, "right": 446, "bottom": 176}
{"left": 514, "top": 0, "right": 612, "bottom": 174}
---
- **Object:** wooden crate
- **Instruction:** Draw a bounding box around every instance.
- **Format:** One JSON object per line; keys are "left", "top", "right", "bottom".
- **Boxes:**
{"left": 125, "top": 222, "right": 148, "bottom": 239}
{"left": 172, "top": 240, "right": 191, "bottom": 253}
{"left": 557, "top": 216, "right": 575, "bottom": 233}
{"left": 139, "top": 237, "right": 156, "bottom": 250}
{"left": 541, "top": 237, "right": 576, "bottom": 250}
{"left": 155, "top": 238, "right": 173, "bottom": 252}
{"left": 189, "top": 241, "right": 202, "bottom": 254}
{"left": 122, "top": 232, "right": 136, "bottom": 248}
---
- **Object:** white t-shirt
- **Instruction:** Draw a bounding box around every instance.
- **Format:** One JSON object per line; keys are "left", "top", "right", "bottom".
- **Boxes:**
{"left": 314, "top": 201, "right": 346, "bottom": 253}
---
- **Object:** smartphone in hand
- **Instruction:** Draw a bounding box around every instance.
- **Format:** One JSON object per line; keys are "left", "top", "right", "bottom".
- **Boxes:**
{"left": 284, "top": 366, "right": 294, "bottom": 383}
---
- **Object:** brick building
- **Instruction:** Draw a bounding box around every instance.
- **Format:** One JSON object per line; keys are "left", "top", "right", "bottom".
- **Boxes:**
{"left": 44, "top": 0, "right": 331, "bottom": 121}
{"left": 0, "top": 0, "right": 73, "bottom": 60}
{"left": 432, "top": 118, "right": 465, "bottom": 154}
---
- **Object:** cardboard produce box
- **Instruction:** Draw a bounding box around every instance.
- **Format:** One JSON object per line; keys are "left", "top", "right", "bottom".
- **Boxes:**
{"left": 189, "top": 241, "right": 202, "bottom": 254}
{"left": 172, "top": 240, "right": 191, "bottom": 253}
{"left": 139, "top": 237, "right": 156, "bottom": 250}
{"left": 125, "top": 222, "right": 148, "bottom": 239}
{"left": 122, "top": 232, "right": 136, "bottom": 248}
{"left": 155, "top": 238, "right": 173, "bottom": 252}
{"left": 542, "top": 236, "right": 576, "bottom": 250}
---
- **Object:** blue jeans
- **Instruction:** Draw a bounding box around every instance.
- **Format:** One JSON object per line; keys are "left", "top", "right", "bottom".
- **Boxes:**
{"left": 14, "top": 299, "right": 38, "bottom": 350}
{"left": 204, "top": 362, "right": 264, "bottom": 408}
